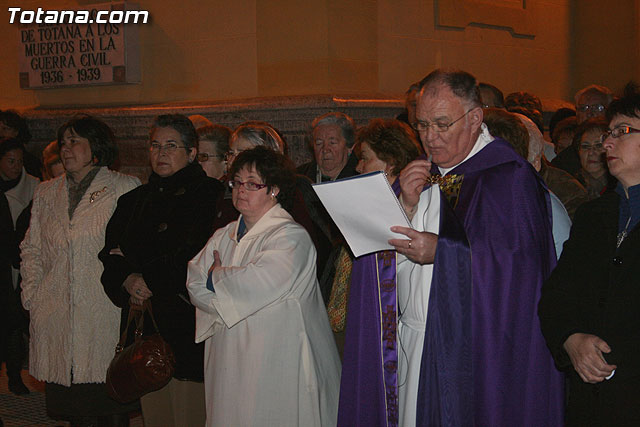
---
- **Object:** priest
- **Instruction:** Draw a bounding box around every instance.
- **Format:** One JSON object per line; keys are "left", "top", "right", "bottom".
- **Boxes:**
{"left": 338, "top": 69, "right": 564, "bottom": 427}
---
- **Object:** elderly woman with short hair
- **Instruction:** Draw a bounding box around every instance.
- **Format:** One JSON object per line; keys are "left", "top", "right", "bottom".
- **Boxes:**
{"left": 99, "top": 114, "right": 223, "bottom": 427}
{"left": 196, "top": 124, "right": 230, "bottom": 181}
{"left": 573, "top": 118, "right": 615, "bottom": 200}
{"left": 187, "top": 145, "right": 341, "bottom": 426}
{"left": 225, "top": 120, "right": 286, "bottom": 160}
{"left": 539, "top": 82, "right": 640, "bottom": 426}
{"left": 338, "top": 118, "right": 421, "bottom": 426}
{"left": 298, "top": 112, "right": 359, "bottom": 183}
{"left": 20, "top": 116, "right": 140, "bottom": 426}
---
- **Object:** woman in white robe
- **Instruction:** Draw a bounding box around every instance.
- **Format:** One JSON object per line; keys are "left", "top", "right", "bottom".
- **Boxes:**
{"left": 187, "top": 146, "right": 340, "bottom": 427}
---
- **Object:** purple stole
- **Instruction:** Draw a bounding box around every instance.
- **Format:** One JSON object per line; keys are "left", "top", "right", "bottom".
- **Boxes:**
{"left": 337, "top": 180, "right": 401, "bottom": 427}
{"left": 377, "top": 250, "right": 399, "bottom": 426}
{"left": 338, "top": 180, "right": 472, "bottom": 426}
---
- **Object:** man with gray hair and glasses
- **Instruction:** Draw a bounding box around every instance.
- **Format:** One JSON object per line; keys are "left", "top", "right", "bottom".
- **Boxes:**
{"left": 552, "top": 84, "right": 614, "bottom": 175}
{"left": 338, "top": 69, "right": 564, "bottom": 427}
{"left": 575, "top": 84, "right": 614, "bottom": 124}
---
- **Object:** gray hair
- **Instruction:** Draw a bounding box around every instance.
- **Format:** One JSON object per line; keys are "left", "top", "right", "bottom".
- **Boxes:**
{"left": 150, "top": 114, "right": 198, "bottom": 150}
{"left": 515, "top": 113, "right": 544, "bottom": 164}
{"left": 231, "top": 122, "right": 285, "bottom": 153}
{"left": 311, "top": 112, "right": 356, "bottom": 148}
{"left": 406, "top": 81, "right": 421, "bottom": 95}
{"left": 197, "top": 124, "right": 231, "bottom": 157}
{"left": 418, "top": 69, "right": 482, "bottom": 108}
{"left": 574, "top": 84, "right": 614, "bottom": 106}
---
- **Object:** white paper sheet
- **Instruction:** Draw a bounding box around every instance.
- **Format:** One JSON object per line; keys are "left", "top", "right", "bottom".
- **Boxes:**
{"left": 312, "top": 171, "right": 413, "bottom": 257}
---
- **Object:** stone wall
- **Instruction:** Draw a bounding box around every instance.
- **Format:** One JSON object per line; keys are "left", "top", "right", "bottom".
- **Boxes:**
{"left": 23, "top": 94, "right": 404, "bottom": 181}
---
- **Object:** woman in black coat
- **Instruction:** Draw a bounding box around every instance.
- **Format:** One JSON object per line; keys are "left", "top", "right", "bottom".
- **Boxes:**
{"left": 539, "top": 83, "right": 640, "bottom": 426}
{"left": 99, "top": 114, "right": 223, "bottom": 427}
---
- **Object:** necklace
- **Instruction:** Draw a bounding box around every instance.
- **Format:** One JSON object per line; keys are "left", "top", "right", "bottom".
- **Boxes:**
{"left": 616, "top": 216, "right": 632, "bottom": 248}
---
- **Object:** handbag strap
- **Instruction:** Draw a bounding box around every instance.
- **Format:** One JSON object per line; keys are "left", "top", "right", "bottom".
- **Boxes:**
{"left": 115, "top": 305, "right": 142, "bottom": 353}
{"left": 131, "top": 300, "right": 162, "bottom": 336}
{"left": 114, "top": 300, "right": 163, "bottom": 353}
{"left": 141, "top": 300, "right": 162, "bottom": 334}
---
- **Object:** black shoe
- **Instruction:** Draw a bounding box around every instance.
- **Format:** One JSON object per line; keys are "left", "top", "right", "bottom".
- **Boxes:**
{"left": 8, "top": 376, "right": 30, "bottom": 395}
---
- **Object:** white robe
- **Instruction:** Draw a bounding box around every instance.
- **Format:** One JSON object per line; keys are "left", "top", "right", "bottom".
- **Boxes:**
{"left": 397, "top": 124, "right": 494, "bottom": 426}
{"left": 397, "top": 185, "right": 440, "bottom": 427}
{"left": 187, "top": 204, "right": 341, "bottom": 427}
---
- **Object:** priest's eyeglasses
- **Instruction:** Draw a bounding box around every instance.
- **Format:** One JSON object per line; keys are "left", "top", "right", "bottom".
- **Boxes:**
{"left": 228, "top": 180, "right": 268, "bottom": 191}
{"left": 599, "top": 126, "right": 640, "bottom": 143}
{"left": 150, "top": 142, "right": 187, "bottom": 153}
{"left": 411, "top": 109, "right": 473, "bottom": 133}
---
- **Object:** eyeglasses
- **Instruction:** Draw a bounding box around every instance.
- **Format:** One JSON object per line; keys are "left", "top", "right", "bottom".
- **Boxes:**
{"left": 224, "top": 150, "right": 246, "bottom": 162}
{"left": 411, "top": 109, "right": 473, "bottom": 133}
{"left": 576, "top": 104, "right": 605, "bottom": 113}
{"left": 228, "top": 180, "right": 268, "bottom": 191}
{"left": 197, "top": 152, "right": 224, "bottom": 162}
{"left": 579, "top": 142, "right": 604, "bottom": 152}
{"left": 599, "top": 126, "right": 640, "bottom": 143}
{"left": 150, "top": 142, "right": 188, "bottom": 153}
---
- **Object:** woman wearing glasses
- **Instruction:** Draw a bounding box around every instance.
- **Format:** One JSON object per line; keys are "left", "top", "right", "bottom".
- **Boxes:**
{"left": 211, "top": 121, "right": 286, "bottom": 229}
{"left": 196, "top": 124, "right": 230, "bottom": 181}
{"left": 214, "top": 122, "right": 332, "bottom": 290}
{"left": 573, "top": 118, "right": 615, "bottom": 200}
{"left": 99, "top": 114, "right": 223, "bottom": 427}
{"left": 539, "top": 83, "right": 640, "bottom": 426}
{"left": 187, "top": 146, "right": 340, "bottom": 426}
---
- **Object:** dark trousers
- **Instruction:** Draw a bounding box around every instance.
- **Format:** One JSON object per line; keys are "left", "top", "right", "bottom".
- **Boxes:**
{"left": 1, "top": 285, "right": 27, "bottom": 379}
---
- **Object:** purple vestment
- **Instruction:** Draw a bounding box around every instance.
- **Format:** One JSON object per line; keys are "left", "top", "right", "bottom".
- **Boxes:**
{"left": 338, "top": 179, "right": 402, "bottom": 427}
{"left": 338, "top": 139, "right": 564, "bottom": 426}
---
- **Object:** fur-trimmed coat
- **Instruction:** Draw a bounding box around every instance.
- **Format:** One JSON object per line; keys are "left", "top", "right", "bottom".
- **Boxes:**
{"left": 20, "top": 167, "right": 140, "bottom": 386}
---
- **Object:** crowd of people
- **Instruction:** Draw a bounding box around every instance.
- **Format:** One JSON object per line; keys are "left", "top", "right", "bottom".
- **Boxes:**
{"left": 0, "top": 67, "right": 639, "bottom": 427}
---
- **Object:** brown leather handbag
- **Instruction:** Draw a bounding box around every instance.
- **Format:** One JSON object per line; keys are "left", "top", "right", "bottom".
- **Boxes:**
{"left": 106, "top": 301, "right": 176, "bottom": 403}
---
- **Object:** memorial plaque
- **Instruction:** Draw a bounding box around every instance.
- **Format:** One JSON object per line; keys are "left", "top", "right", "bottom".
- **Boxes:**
{"left": 16, "top": 2, "right": 142, "bottom": 89}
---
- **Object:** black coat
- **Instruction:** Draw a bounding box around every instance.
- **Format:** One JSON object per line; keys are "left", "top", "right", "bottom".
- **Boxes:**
{"left": 296, "top": 153, "right": 359, "bottom": 184}
{"left": 297, "top": 155, "right": 358, "bottom": 302}
{"left": 0, "top": 193, "right": 15, "bottom": 329}
{"left": 539, "top": 190, "right": 640, "bottom": 426}
{"left": 99, "top": 163, "right": 223, "bottom": 381}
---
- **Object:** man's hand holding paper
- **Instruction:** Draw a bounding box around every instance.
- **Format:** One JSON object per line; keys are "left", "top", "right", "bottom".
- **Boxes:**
{"left": 388, "top": 226, "right": 437, "bottom": 265}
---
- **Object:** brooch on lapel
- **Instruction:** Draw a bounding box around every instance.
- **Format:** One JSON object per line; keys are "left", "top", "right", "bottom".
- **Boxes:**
{"left": 90, "top": 187, "right": 108, "bottom": 203}
{"left": 429, "top": 174, "right": 464, "bottom": 208}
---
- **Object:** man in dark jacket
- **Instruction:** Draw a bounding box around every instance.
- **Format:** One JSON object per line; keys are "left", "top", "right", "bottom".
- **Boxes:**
{"left": 297, "top": 112, "right": 359, "bottom": 305}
